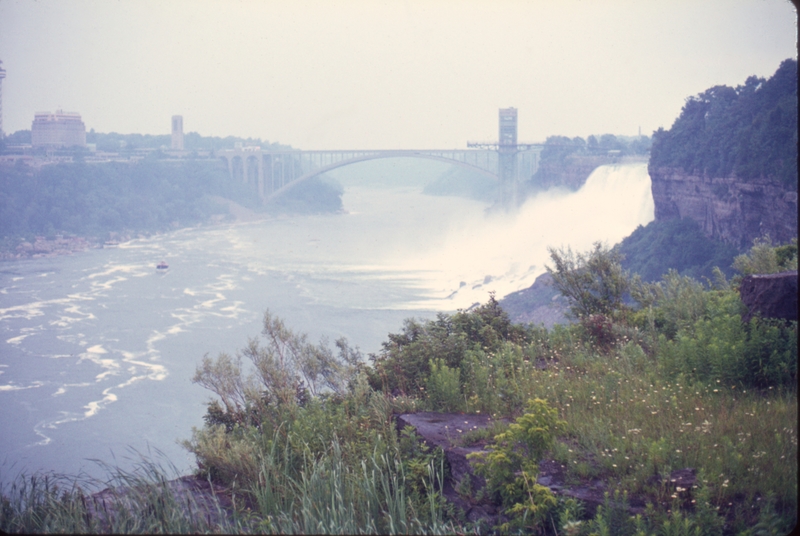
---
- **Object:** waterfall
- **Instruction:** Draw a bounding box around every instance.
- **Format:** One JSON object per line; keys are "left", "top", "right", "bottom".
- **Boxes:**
{"left": 400, "top": 162, "right": 655, "bottom": 310}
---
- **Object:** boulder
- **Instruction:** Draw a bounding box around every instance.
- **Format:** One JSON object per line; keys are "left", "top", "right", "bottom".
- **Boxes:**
{"left": 740, "top": 271, "right": 798, "bottom": 324}
{"left": 396, "top": 412, "right": 504, "bottom": 526}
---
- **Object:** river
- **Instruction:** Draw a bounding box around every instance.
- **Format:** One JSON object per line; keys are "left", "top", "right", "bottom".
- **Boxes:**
{"left": 0, "top": 159, "right": 654, "bottom": 482}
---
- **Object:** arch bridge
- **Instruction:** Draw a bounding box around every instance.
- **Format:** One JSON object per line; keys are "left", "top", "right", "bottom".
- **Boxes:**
{"left": 217, "top": 108, "right": 542, "bottom": 205}
{"left": 217, "top": 147, "right": 539, "bottom": 202}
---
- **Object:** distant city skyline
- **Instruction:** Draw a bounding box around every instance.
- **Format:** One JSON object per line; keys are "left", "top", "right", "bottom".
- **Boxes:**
{"left": 0, "top": 0, "right": 796, "bottom": 150}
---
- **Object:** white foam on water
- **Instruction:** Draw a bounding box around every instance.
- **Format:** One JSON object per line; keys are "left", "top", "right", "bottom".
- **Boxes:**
{"left": 83, "top": 388, "right": 119, "bottom": 418}
{"left": 0, "top": 380, "right": 44, "bottom": 392}
{"left": 6, "top": 334, "right": 29, "bottom": 345}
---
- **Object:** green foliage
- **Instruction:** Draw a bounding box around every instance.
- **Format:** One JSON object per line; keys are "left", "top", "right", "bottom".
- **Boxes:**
{"left": 470, "top": 399, "right": 563, "bottom": 531}
{"left": 367, "top": 294, "right": 529, "bottom": 396}
{"left": 190, "top": 310, "right": 361, "bottom": 446}
{"left": 459, "top": 342, "right": 533, "bottom": 415}
{"left": 658, "top": 290, "right": 797, "bottom": 389}
{"left": 547, "top": 241, "right": 631, "bottom": 320}
{"left": 733, "top": 236, "right": 798, "bottom": 276}
{"left": 650, "top": 58, "right": 798, "bottom": 187}
{"left": 630, "top": 269, "right": 712, "bottom": 340}
{"left": 0, "top": 156, "right": 344, "bottom": 246}
{"left": 426, "top": 359, "right": 464, "bottom": 413}
{"left": 0, "top": 160, "right": 247, "bottom": 239}
{"left": 616, "top": 218, "right": 739, "bottom": 282}
{"left": 587, "top": 490, "right": 637, "bottom": 536}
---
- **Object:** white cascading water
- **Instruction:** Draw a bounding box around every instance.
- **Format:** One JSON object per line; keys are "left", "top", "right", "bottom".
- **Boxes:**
{"left": 397, "top": 162, "right": 655, "bottom": 310}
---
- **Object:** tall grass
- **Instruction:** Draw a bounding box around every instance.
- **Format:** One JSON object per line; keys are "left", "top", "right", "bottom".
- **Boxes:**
{"left": 0, "top": 452, "right": 243, "bottom": 534}
{"left": 251, "top": 440, "right": 452, "bottom": 534}
{"left": 1, "top": 436, "right": 456, "bottom": 534}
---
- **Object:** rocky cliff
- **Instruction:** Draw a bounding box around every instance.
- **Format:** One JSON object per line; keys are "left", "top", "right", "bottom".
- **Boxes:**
{"left": 648, "top": 167, "right": 798, "bottom": 250}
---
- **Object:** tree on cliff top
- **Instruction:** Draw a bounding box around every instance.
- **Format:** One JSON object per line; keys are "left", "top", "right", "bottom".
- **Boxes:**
{"left": 649, "top": 58, "right": 797, "bottom": 187}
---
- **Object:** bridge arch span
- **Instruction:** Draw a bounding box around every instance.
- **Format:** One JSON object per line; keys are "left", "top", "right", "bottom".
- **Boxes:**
{"left": 266, "top": 152, "right": 498, "bottom": 201}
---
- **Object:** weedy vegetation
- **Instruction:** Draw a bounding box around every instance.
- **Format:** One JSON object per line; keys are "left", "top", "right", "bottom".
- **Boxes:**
{"left": 1, "top": 238, "right": 795, "bottom": 534}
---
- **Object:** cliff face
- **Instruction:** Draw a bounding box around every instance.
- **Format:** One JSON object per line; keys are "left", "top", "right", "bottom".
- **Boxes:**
{"left": 649, "top": 167, "right": 798, "bottom": 250}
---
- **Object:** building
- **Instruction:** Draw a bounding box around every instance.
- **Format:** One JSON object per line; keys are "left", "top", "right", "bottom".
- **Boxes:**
{"left": 0, "top": 59, "right": 6, "bottom": 138}
{"left": 171, "top": 115, "right": 184, "bottom": 150}
{"left": 31, "top": 110, "right": 86, "bottom": 148}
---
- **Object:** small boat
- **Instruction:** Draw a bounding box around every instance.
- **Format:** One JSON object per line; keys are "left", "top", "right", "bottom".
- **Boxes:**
{"left": 156, "top": 261, "right": 169, "bottom": 270}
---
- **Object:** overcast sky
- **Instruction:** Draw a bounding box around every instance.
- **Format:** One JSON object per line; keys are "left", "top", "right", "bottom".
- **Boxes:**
{"left": 0, "top": 0, "right": 796, "bottom": 150}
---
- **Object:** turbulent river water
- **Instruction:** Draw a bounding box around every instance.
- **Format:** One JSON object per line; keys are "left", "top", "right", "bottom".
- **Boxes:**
{"left": 0, "top": 160, "right": 654, "bottom": 482}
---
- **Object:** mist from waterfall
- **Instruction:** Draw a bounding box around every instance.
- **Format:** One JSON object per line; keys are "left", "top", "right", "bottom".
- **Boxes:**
{"left": 387, "top": 162, "right": 655, "bottom": 309}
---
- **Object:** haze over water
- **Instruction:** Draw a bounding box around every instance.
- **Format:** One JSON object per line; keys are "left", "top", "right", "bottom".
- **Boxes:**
{"left": 0, "top": 161, "right": 653, "bottom": 482}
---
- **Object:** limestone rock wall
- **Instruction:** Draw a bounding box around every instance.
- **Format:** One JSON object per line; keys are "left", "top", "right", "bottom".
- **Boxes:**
{"left": 648, "top": 167, "right": 798, "bottom": 250}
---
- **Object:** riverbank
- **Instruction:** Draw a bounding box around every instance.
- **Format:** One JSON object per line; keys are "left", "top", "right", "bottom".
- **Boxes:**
{"left": 0, "top": 234, "right": 104, "bottom": 260}
{"left": 0, "top": 199, "right": 246, "bottom": 261}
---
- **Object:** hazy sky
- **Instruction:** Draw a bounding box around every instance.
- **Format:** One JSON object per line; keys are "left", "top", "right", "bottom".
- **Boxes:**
{"left": 0, "top": 0, "right": 796, "bottom": 150}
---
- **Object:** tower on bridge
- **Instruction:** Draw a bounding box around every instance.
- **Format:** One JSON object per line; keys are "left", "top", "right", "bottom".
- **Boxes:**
{"left": 498, "top": 107, "right": 519, "bottom": 206}
{"left": 468, "top": 107, "right": 537, "bottom": 208}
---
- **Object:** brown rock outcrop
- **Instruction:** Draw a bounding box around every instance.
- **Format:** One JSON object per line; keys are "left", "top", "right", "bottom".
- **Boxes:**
{"left": 740, "top": 271, "right": 798, "bottom": 324}
{"left": 649, "top": 167, "right": 798, "bottom": 249}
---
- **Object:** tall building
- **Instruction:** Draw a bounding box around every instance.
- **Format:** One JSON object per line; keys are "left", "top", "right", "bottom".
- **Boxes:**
{"left": 171, "top": 115, "right": 184, "bottom": 150}
{"left": 31, "top": 110, "right": 86, "bottom": 148}
{"left": 0, "top": 60, "right": 6, "bottom": 138}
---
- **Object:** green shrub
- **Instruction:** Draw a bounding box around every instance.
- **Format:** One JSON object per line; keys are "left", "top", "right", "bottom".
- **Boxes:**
{"left": 547, "top": 242, "right": 631, "bottom": 320}
{"left": 368, "top": 295, "right": 531, "bottom": 397}
{"left": 426, "top": 359, "right": 464, "bottom": 412}
{"left": 733, "top": 236, "right": 798, "bottom": 276}
{"left": 469, "top": 399, "right": 564, "bottom": 531}
{"left": 659, "top": 290, "right": 797, "bottom": 389}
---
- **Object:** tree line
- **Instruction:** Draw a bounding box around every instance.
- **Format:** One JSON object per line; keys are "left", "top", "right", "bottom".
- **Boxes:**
{"left": 0, "top": 159, "right": 343, "bottom": 247}
{"left": 649, "top": 58, "right": 797, "bottom": 186}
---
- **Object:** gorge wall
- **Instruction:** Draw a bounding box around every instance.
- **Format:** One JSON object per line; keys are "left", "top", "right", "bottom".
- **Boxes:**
{"left": 648, "top": 167, "right": 798, "bottom": 250}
